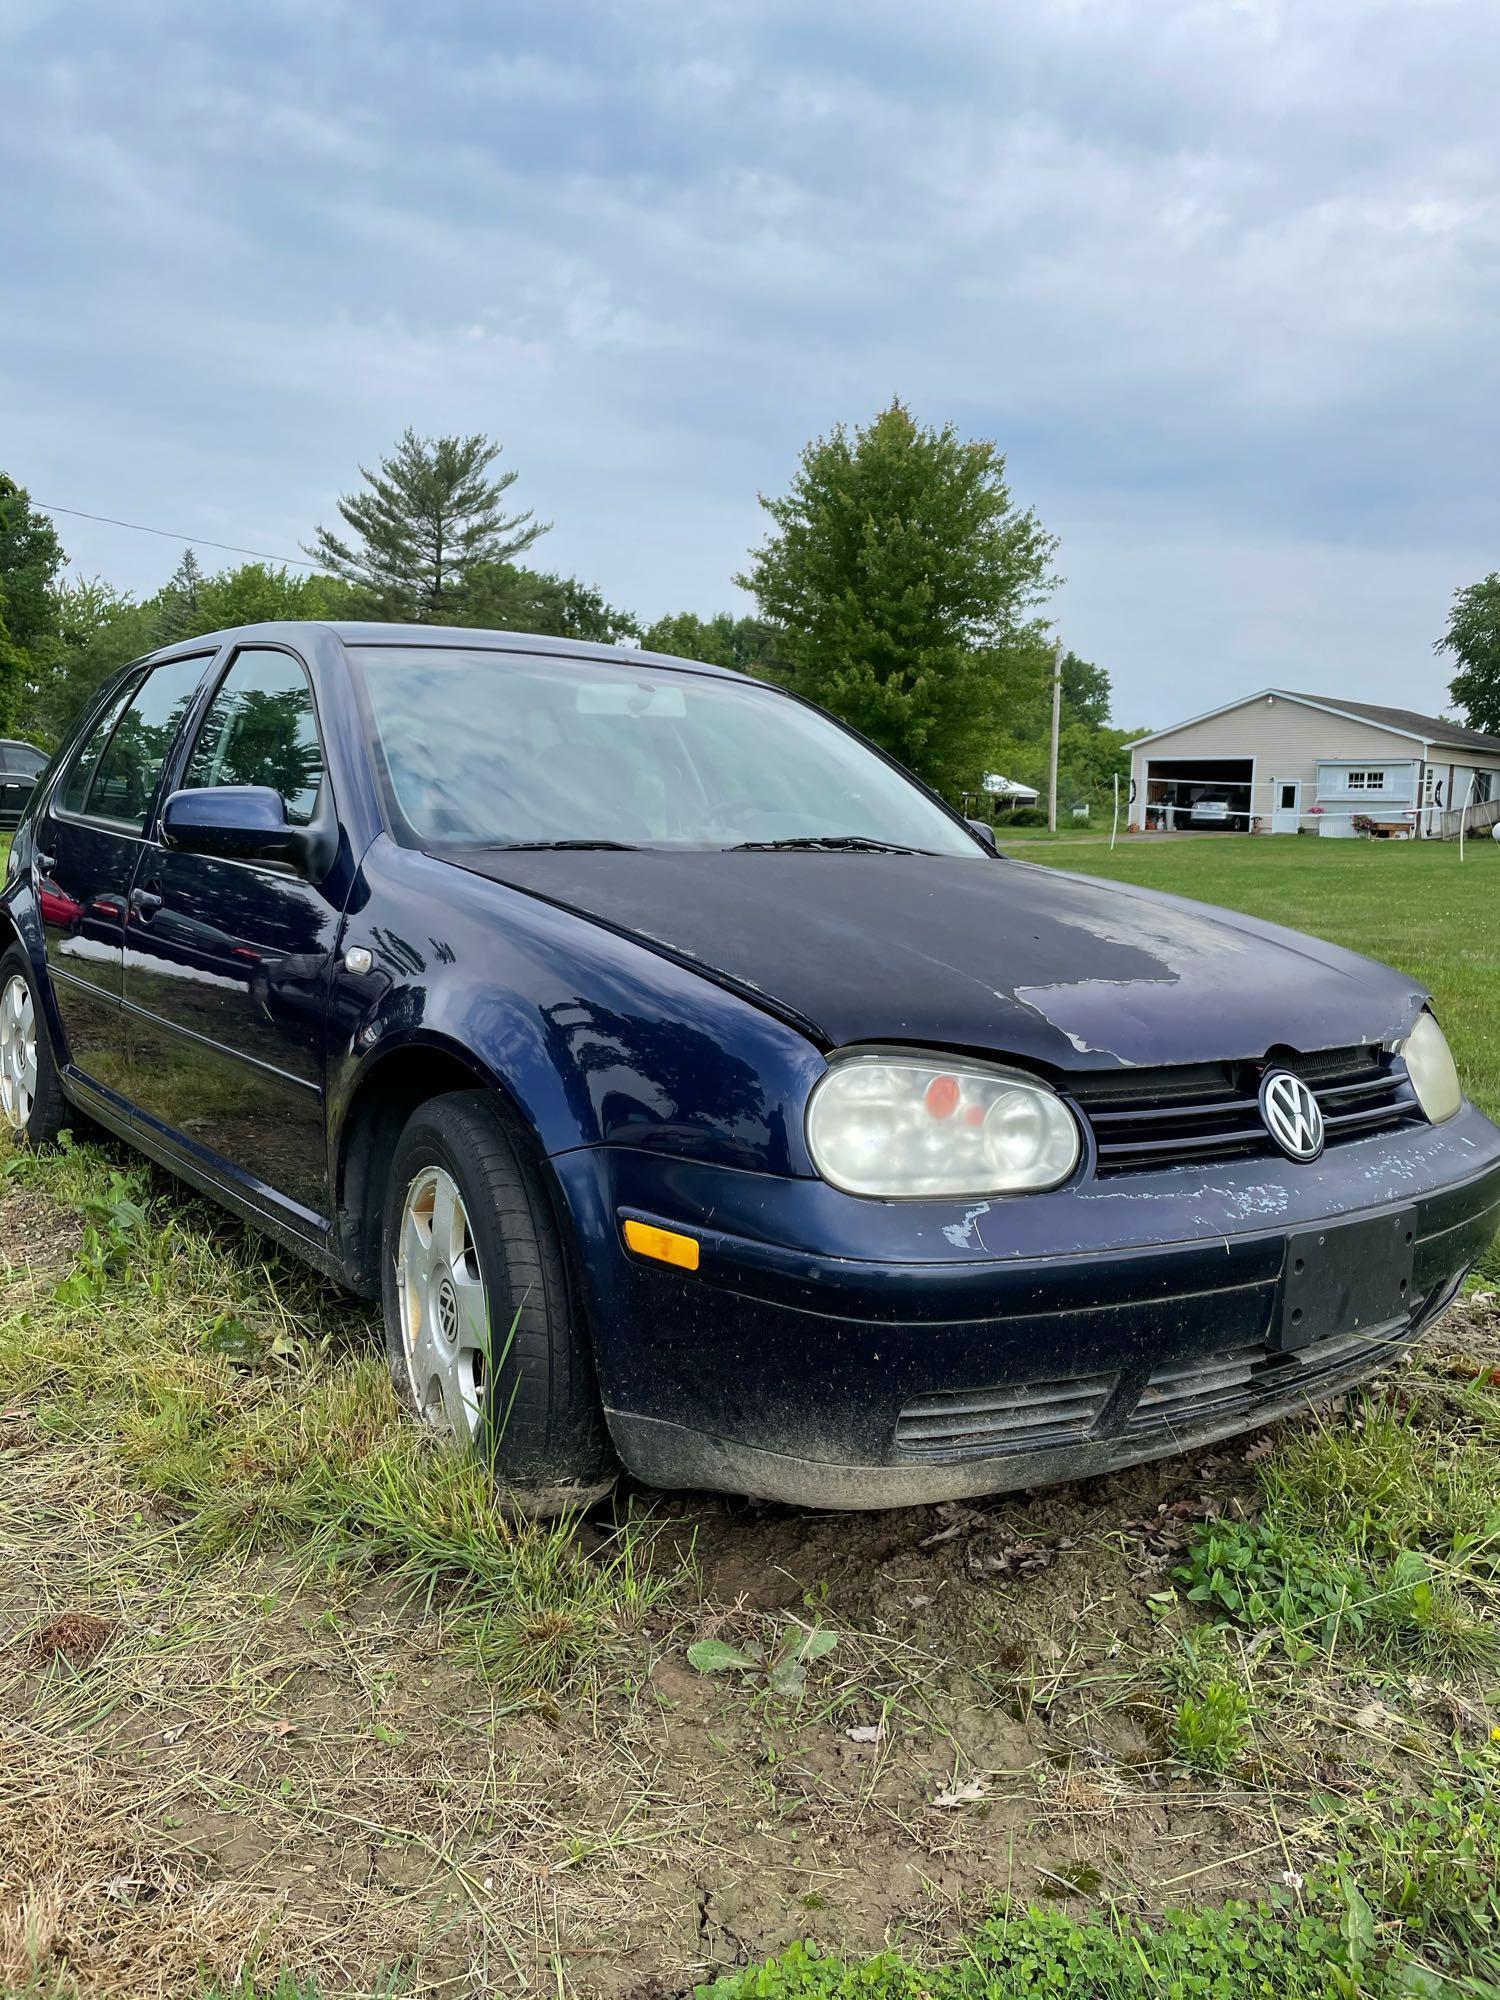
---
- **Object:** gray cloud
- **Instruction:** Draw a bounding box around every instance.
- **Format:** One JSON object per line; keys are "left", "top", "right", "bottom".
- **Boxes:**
{"left": 3, "top": 0, "right": 1497, "bottom": 724}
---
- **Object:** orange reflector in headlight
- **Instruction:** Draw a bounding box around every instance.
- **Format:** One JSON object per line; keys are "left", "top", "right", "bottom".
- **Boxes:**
{"left": 622, "top": 1218, "right": 701, "bottom": 1271}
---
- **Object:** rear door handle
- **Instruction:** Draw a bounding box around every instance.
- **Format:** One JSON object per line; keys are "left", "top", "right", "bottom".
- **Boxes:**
{"left": 129, "top": 886, "right": 162, "bottom": 921}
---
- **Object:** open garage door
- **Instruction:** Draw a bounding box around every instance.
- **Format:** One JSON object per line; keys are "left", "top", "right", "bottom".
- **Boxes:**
{"left": 1143, "top": 758, "right": 1253, "bottom": 831}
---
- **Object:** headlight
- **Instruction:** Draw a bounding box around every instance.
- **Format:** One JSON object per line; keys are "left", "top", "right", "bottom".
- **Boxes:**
{"left": 1400, "top": 1011, "right": 1462, "bottom": 1125}
{"left": 806, "top": 1054, "right": 1081, "bottom": 1197}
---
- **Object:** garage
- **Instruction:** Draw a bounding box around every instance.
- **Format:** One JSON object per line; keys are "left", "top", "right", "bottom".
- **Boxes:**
{"left": 1139, "top": 757, "right": 1253, "bottom": 831}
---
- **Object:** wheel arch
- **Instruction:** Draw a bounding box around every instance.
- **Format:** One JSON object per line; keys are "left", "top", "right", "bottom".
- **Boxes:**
{"left": 333, "top": 1032, "right": 578, "bottom": 1299}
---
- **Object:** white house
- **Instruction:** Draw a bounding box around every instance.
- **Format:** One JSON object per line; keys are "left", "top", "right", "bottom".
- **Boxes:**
{"left": 1126, "top": 691, "right": 1500, "bottom": 837}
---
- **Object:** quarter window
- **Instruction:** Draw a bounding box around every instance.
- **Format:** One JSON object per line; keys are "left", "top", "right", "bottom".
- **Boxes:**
{"left": 182, "top": 649, "right": 324, "bottom": 825}
{"left": 81, "top": 657, "right": 208, "bottom": 830}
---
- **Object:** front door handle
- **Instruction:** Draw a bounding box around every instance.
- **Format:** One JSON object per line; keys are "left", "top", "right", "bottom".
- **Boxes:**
{"left": 129, "top": 886, "right": 162, "bottom": 921}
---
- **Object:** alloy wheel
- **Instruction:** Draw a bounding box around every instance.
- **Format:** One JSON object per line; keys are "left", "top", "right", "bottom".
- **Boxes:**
{"left": 396, "top": 1164, "right": 490, "bottom": 1442}
{"left": 0, "top": 975, "right": 36, "bottom": 1133}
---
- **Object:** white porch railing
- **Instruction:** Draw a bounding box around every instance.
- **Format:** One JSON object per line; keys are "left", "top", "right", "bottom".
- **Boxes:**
{"left": 1439, "top": 796, "right": 1500, "bottom": 840}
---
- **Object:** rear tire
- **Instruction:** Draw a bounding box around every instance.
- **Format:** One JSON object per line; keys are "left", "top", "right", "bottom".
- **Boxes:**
{"left": 380, "top": 1091, "right": 616, "bottom": 1514}
{"left": 0, "top": 943, "right": 66, "bottom": 1146}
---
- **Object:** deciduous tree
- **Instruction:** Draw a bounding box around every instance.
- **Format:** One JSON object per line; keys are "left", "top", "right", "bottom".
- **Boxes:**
{"left": 456, "top": 563, "right": 639, "bottom": 645}
{"left": 737, "top": 402, "right": 1058, "bottom": 793}
{"left": 639, "top": 611, "right": 781, "bottom": 675}
{"left": 0, "top": 475, "right": 66, "bottom": 733}
{"left": 1437, "top": 573, "right": 1500, "bottom": 735}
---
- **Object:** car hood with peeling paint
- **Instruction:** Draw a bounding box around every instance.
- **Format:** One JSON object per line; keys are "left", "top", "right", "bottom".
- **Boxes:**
{"left": 453, "top": 848, "right": 1426, "bottom": 1071}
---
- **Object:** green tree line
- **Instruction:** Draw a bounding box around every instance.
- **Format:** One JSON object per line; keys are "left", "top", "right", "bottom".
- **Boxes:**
{"left": 1, "top": 407, "right": 1145, "bottom": 811}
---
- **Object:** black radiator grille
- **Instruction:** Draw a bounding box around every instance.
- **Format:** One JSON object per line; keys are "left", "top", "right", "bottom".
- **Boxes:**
{"left": 1071, "top": 1046, "right": 1424, "bottom": 1176}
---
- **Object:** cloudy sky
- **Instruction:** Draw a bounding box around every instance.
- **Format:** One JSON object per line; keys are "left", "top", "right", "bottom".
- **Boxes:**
{"left": 3, "top": 0, "right": 1498, "bottom": 726}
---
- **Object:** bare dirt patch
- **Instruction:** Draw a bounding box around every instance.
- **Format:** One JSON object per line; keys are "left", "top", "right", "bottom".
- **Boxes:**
{"left": 3, "top": 1161, "right": 1495, "bottom": 1997}
{"left": 3, "top": 1431, "right": 1295, "bottom": 1997}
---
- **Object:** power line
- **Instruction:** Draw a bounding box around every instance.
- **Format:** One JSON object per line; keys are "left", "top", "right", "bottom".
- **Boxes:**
{"left": 34, "top": 500, "right": 323, "bottom": 571}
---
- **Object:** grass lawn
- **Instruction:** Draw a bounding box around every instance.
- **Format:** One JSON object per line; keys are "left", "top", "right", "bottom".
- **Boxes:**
{"left": 3, "top": 832, "right": 1500, "bottom": 1996}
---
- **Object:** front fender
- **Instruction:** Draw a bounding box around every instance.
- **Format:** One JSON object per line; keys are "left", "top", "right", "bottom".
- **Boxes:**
{"left": 326, "top": 840, "right": 826, "bottom": 1177}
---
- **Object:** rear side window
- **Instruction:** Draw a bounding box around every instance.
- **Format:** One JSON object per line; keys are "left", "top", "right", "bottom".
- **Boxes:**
{"left": 182, "top": 649, "right": 325, "bottom": 825}
{"left": 67, "top": 656, "right": 208, "bottom": 830}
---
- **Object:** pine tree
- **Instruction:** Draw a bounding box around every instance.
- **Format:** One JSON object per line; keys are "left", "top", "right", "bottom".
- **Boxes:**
{"left": 154, "top": 547, "right": 206, "bottom": 642}
{"left": 736, "top": 402, "right": 1058, "bottom": 794}
{"left": 306, "top": 429, "right": 549, "bottom": 620}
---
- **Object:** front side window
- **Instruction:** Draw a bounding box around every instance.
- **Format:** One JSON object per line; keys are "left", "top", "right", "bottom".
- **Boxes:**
{"left": 351, "top": 648, "right": 980, "bottom": 857}
{"left": 182, "top": 649, "right": 324, "bottom": 825}
{"left": 59, "top": 682, "right": 140, "bottom": 815}
{"left": 82, "top": 656, "right": 209, "bottom": 830}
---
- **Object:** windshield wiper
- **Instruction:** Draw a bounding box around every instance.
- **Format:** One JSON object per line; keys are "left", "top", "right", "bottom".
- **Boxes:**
{"left": 480, "top": 838, "right": 640, "bottom": 852}
{"left": 729, "top": 835, "right": 929, "bottom": 855}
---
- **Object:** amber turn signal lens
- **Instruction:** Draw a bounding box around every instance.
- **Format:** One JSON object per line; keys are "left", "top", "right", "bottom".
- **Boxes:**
{"left": 622, "top": 1218, "right": 701, "bottom": 1271}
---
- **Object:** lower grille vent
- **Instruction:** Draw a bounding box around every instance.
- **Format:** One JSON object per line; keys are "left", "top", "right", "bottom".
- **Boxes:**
{"left": 895, "top": 1370, "right": 1117, "bottom": 1461}
{"left": 1128, "top": 1345, "right": 1259, "bottom": 1431}
{"left": 1130, "top": 1325, "right": 1404, "bottom": 1438}
{"left": 898, "top": 1322, "right": 1413, "bottom": 1463}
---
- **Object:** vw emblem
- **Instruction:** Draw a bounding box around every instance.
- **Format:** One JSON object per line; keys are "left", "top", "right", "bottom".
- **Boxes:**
{"left": 1260, "top": 1069, "right": 1324, "bottom": 1162}
{"left": 437, "top": 1276, "right": 459, "bottom": 1342}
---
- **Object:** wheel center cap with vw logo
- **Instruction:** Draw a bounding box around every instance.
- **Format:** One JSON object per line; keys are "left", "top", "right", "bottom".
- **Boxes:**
{"left": 1259, "top": 1070, "right": 1324, "bottom": 1161}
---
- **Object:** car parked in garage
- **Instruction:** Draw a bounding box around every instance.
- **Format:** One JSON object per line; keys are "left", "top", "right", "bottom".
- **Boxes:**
{"left": 2, "top": 623, "right": 1497, "bottom": 1511}
{"left": 0, "top": 738, "right": 49, "bottom": 829}
{"left": 1186, "top": 791, "right": 1248, "bottom": 830}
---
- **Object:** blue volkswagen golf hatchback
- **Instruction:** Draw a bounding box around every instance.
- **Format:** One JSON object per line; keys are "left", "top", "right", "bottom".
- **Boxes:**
{"left": 4, "top": 623, "right": 1497, "bottom": 1511}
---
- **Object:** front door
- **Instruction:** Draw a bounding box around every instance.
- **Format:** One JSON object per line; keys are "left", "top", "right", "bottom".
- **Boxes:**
{"left": 1271, "top": 777, "right": 1302, "bottom": 834}
{"left": 34, "top": 656, "right": 212, "bottom": 1104}
{"left": 123, "top": 645, "right": 344, "bottom": 1226}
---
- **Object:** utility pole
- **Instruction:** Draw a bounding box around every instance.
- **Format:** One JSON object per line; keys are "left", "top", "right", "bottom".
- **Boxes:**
{"left": 1047, "top": 636, "right": 1063, "bottom": 833}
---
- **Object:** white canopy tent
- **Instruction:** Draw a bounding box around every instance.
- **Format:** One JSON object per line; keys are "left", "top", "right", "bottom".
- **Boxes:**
{"left": 981, "top": 773, "right": 1040, "bottom": 806}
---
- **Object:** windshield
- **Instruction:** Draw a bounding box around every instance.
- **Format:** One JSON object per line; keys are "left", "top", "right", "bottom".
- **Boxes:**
{"left": 351, "top": 648, "right": 981, "bottom": 857}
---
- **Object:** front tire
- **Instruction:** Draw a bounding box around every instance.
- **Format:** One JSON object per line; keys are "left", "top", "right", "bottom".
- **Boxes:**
{"left": 0, "top": 944, "right": 66, "bottom": 1146}
{"left": 380, "top": 1092, "right": 616, "bottom": 1513}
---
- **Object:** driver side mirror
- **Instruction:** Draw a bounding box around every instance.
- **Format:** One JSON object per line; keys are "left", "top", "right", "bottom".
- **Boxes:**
{"left": 161, "top": 786, "right": 336, "bottom": 881}
{"left": 965, "top": 817, "right": 1000, "bottom": 854}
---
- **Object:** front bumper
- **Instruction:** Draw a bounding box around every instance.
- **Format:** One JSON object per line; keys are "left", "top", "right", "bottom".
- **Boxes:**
{"left": 551, "top": 1104, "right": 1500, "bottom": 1508}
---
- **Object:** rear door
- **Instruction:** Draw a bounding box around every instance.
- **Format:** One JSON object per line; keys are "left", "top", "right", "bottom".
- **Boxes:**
{"left": 33, "top": 656, "right": 213, "bottom": 1103}
{"left": 122, "top": 644, "right": 343, "bottom": 1225}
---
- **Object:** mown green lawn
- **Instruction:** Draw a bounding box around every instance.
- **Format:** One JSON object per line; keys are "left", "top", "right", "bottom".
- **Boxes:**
{"left": 1027, "top": 836, "right": 1500, "bottom": 1126}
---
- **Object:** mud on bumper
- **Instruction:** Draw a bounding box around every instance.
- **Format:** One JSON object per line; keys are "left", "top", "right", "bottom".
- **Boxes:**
{"left": 606, "top": 1285, "right": 1460, "bottom": 1507}
{"left": 555, "top": 1122, "right": 1500, "bottom": 1510}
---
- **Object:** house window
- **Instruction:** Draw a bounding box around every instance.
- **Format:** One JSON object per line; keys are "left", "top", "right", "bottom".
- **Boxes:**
{"left": 1347, "top": 770, "right": 1386, "bottom": 791}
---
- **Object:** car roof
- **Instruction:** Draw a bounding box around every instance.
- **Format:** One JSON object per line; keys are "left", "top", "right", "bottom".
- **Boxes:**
{"left": 137, "top": 620, "right": 754, "bottom": 683}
